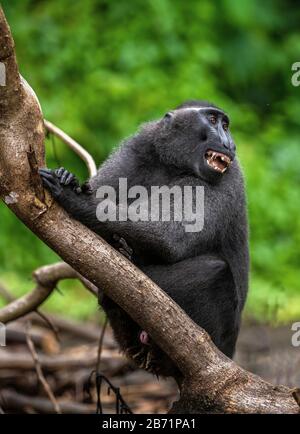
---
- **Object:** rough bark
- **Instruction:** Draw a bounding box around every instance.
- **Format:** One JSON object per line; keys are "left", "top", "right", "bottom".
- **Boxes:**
{"left": 0, "top": 6, "right": 299, "bottom": 413}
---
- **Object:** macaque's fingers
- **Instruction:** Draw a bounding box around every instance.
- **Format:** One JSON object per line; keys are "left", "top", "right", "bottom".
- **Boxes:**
{"left": 65, "top": 172, "right": 76, "bottom": 185}
{"left": 119, "top": 248, "right": 132, "bottom": 260}
{"left": 53, "top": 167, "right": 79, "bottom": 187}
{"left": 119, "top": 237, "right": 133, "bottom": 255}
{"left": 39, "top": 169, "right": 57, "bottom": 182}
{"left": 112, "top": 234, "right": 134, "bottom": 261}
{"left": 39, "top": 168, "right": 54, "bottom": 176}
{"left": 55, "top": 167, "right": 65, "bottom": 178}
{"left": 60, "top": 169, "right": 71, "bottom": 185}
{"left": 40, "top": 177, "right": 54, "bottom": 189}
{"left": 60, "top": 170, "right": 70, "bottom": 184}
{"left": 41, "top": 177, "right": 62, "bottom": 197}
{"left": 39, "top": 169, "right": 62, "bottom": 197}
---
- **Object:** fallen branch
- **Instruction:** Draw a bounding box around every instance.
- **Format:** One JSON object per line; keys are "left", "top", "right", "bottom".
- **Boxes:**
{"left": 28, "top": 314, "right": 114, "bottom": 346}
{"left": 0, "top": 346, "right": 125, "bottom": 371}
{"left": 0, "top": 389, "right": 94, "bottom": 414}
{"left": 6, "top": 308, "right": 113, "bottom": 346}
{"left": 0, "top": 6, "right": 299, "bottom": 413}
{"left": 6, "top": 322, "right": 59, "bottom": 354}
{"left": 0, "top": 329, "right": 177, "bottom": 414}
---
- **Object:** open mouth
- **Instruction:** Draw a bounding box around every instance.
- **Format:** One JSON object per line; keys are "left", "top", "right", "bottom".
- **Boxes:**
{"left": 205, "top": 150, "right": 232, "bottom": 173}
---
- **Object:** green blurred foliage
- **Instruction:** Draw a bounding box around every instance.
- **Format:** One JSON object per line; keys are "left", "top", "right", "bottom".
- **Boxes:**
{"left": 0, "top": 0, "right": 299, "bottom": 321}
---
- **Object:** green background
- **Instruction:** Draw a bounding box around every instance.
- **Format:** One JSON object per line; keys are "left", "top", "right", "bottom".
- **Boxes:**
{"left": 1, "top": 0, "right": 299, "bottom": 323}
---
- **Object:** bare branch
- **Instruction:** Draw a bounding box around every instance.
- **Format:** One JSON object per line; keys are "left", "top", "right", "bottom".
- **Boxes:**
{"left": 0, "top": 262, "right": 97, "bottom": 323}
{"left": 34, "top": 262, "right": 98, "bottom": 296}
{"left": 44, "top": 120, "right": 97, "bottom": 177}
{"left": 0, "top": 281, "right": 60, "bottom": 339}
{"left": 32, "top": 310, "right": 60, "bottom": 340}
{"left": 0, "top": 278, "right": 55, "bottom": 324}
{"left": 0, "top": 263, "right": 70, "bottom": 323}
{"left": 0, "top": 282, "right": 14, "bottom": 302}
{"left": 26, "top": 323, "right": 62, "bottom": 413}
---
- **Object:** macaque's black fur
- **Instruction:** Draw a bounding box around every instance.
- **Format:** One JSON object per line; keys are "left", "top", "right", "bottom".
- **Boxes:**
{"left": 40, "top": 100, "right": 249, "bottom": 377}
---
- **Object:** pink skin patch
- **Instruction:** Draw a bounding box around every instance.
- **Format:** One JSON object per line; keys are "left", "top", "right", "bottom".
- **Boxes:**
{"left": 139, "top": 330, "right": 149, "bottom": 345}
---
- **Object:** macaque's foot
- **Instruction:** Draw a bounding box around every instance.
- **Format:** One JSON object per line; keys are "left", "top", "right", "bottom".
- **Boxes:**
{"left": 127, "top": 344, "right": 155, "bottom": 372}
{"left": 112, "top": 234, "right": 133, "bottom": 261}
{"left": 39, "top": 167, "right": 80, "bottom": 198}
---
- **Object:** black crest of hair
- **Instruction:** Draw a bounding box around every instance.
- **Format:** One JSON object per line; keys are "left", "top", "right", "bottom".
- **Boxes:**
{"left": 39, "top": 99, "right": 249, "bottom": 378}
{"left": 175, "top": 99, "right": 218, "bottom": 109}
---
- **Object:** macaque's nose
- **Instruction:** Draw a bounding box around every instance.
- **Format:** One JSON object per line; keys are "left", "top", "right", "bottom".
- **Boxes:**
{"left": 223, "top": 140, "right": 236, "bottom": 153}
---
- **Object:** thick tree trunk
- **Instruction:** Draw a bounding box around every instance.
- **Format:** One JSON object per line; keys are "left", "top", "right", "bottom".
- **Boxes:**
{"left": 0, "top": 6, "right": 299, "bottom": 413}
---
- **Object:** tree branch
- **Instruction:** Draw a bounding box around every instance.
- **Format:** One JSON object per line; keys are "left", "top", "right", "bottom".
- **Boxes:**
{"left": 0, "top": 262, "right": 97, "bottom": 323}
{"left": 0, "top": 6, "right": 299, "bottom": 413}
{"left": 44, "top": 120, "right": 97, "bottom": 177}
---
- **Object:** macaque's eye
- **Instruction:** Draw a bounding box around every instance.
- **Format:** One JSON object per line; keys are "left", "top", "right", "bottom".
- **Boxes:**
{"left": 223, "top": 123, "right": 229, "bottom": 131}
{"left": 209, "top": 115, "right": 217, "bottom": 125}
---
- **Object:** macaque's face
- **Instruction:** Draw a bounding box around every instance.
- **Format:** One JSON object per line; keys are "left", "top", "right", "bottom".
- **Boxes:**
{"left": 156, "top": 106, "right": 236, "bottom": 182}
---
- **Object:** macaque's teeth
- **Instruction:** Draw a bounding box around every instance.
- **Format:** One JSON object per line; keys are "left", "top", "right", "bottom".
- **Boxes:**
{"left": 206, "top": 150, "right": 231, "bottom": 173}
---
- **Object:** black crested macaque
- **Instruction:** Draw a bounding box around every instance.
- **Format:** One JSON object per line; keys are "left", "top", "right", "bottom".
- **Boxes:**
{"left": 40, "top": 100, "right": 249, "bottom": 377}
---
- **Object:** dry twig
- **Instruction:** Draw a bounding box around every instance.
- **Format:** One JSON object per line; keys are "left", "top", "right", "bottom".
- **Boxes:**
{"left": 26, "top": 323, "right": 62, "bottom": 414}
{"left": 44, "top": 120, "right": 97, "bottom": 177}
